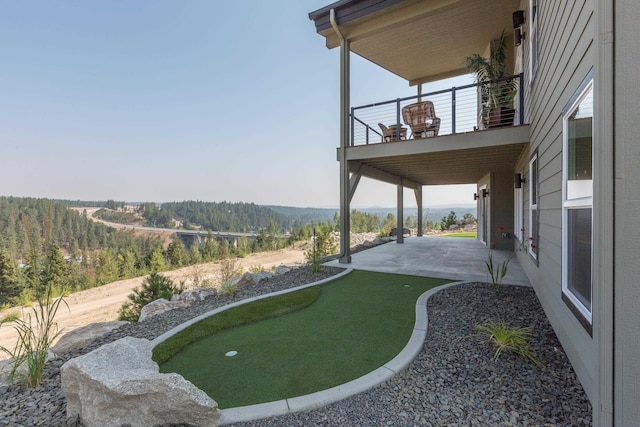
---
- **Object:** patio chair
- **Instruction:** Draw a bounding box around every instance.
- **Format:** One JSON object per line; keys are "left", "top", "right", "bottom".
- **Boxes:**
{"left": 378, "top": 123, "right": 407, "bottom": 142}
{"left": 402, "top": 101, "right": 441, "bottom": 139}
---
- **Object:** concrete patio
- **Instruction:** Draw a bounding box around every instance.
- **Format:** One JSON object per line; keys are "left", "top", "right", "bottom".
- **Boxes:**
{"left": 325, "top": 235, "right": 530, "bottom": 286}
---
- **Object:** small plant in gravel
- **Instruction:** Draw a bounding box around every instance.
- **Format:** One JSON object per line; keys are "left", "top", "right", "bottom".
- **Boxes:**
{"left": 249, "top": 264, "right": 265, "bottom": 274}
{"left": 486, "top": 226, "right": 512, "bottom": 289}
{"left": 474, "top": 319, "right": 541, "bottom": 365}
{"left": 118, "top": 272, "right": 184, "bottom": 322}
{"left": 220, "top": 280, "right": 238, "bottom": 296}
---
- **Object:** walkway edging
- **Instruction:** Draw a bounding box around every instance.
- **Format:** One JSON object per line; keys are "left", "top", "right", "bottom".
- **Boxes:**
{"left": 217, "top": 279, "right": 470, "bottom": 425}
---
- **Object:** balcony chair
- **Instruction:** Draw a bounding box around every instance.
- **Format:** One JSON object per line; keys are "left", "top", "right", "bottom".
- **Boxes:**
{"left": 402, "top": 101, "right": 441, "bottom": 139}
{"left": 378, "top": 123, "right": 407, "bottom": 142}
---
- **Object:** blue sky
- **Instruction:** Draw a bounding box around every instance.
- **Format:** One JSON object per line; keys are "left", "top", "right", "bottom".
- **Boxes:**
{"left": 0, "top": 1, "right": 475, "bottom": 208}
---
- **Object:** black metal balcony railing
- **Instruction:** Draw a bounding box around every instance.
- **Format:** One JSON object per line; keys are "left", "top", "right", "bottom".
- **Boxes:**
{"left": 350, "top": 73, "right": 524, "bottom": 146}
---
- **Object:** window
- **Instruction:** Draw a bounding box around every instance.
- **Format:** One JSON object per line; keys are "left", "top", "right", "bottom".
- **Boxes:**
{"left": 529, "top": 0, "right": 539, "bottom": 81}
{"left": 562, "top": 76, "right": 593, "bottom": 322}
{"left": 529, "top": 154, "right": 538, "bottom": 259}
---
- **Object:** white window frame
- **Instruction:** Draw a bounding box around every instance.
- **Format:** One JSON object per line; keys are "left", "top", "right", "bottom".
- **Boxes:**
{"left": 528, "top": 154, "right": 538, "bottom": 260}
{"left": 562, "top": 77, "right": 594, "bottom": 323}
{"left": 529, "top": 0, "right": 539, "bottom": 83}
{"left": 514, "top": 173, "right": 524, "bottom": 241}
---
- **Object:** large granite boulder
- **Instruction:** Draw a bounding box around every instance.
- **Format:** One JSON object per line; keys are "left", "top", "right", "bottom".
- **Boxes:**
{"left": 138, "top": 298, "right": 188, "bottom": 322}
{"left": 60, "top": 337, "right": 219, "bottom": 427}
{"left": 51, "top": 321, "right": 129, "bottom": 356}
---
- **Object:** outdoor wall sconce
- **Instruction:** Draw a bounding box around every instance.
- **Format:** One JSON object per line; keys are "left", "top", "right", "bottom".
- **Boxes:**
{"left": 513, "top": 10, "right": 525, "bottom": 28}
{"left": 482, "top": 188, "right": 489, "bottom": 198}
{"left": 513, "top": 10, "right": 526, "bottom": 46}
{"left": 514, "top": 173, "right": 526, "bottom": 188}
{"left": 514, "top": 27, "right": 526, "bottom": 46}
{"left": 474, "top": 193, "right": 479, "bottom": 201}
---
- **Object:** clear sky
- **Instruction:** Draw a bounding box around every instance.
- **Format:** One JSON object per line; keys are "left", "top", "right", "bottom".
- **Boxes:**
{"left": 0, "top": 1, "right": 475, "bottom": 208}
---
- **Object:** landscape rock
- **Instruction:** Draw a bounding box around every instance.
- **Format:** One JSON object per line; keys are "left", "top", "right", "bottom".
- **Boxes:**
{"left": 236, "top": 272, "right": 257, "bottom": 288}
{"left": 138, "top": 299, "right": 188, "bottom": 322}
{"left": 176, "top": 288, "right": 217, "bottom": 304}
{"left": 60, "top": 336, "right": 219, "bottom": 427}
{"left": 274, "top": 265, "right": 291, "bottom": 275}
{"left": 251, "top": 271, "right": 274, "bottom": 283}
{"left": 464, "top": 224, "right": 478, "bottom": 232}
{"left": 51, "top": 321, "right": 129, "bottom": 356}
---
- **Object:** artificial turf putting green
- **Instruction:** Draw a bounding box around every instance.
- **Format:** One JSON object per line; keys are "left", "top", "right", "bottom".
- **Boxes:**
{"left": 157, "top": 270, "right": 451, "bottom": 408}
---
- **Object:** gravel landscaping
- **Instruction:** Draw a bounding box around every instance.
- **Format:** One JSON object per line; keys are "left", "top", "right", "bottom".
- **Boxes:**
{"left": 0, "top": 266, "right": 592, "bottom": 426}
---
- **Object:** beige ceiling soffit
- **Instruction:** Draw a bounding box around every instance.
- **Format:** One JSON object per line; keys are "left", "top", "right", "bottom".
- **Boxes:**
{"left": 323, "top": 0, "right": 465, "bottom": 49}
{"left": 349, "top": 162, "right": 420, "bottom": 190}
{"left": 409, "top": 68, "right": 469, "bottom": 86}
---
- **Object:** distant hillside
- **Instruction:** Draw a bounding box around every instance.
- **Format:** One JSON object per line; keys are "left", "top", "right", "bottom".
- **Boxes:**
{"left": 266, "top": 206, "right": 338, "bottom": 224}
{"left": 357, "top": 205, "right": 477, "bottom": 222}
{"left": 161, "top": 201, "right": 294, "bottom": 232}
{"left": 267, "top": 205, "right": 476, "bottom": 224}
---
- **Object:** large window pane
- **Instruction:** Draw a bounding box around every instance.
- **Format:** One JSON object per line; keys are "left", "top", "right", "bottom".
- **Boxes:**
{"left": 566, "top": 90, "right": 593, "bottom": 200}
{"left": 566, "top": 208, "right": 592, "bottom": 310}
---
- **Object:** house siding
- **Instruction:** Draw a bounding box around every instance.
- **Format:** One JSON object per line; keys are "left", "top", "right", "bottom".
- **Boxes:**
{"left": 518, "top": 0, "right": 598, "bottom": 403}
{"left": 615, "top": 1, "right": 640, "bottom": 425}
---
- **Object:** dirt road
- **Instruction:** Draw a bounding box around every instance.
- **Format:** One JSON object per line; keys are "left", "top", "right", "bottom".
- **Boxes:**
{"left": 0, "top": 248, "right": 306, "bottom": 358}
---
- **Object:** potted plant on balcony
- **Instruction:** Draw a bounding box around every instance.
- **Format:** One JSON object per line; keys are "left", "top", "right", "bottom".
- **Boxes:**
{"left": 465, "top": 29, "right": 517, "bottom": 128}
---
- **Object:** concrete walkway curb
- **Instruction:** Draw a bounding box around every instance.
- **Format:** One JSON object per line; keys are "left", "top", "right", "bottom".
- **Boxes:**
{"left": 216, "top": 278, "right": 470, "bottom": 425}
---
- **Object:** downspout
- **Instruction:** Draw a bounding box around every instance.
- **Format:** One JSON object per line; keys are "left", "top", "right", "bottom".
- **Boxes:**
{"left": 330, "top": 8, "right": 344, "bottom": 43}
{"left": 331, "top": 8, "right": 352, "bottom": 263}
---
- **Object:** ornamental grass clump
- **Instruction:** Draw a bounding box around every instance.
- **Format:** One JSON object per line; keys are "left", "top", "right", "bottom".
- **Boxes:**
{"left": 486, "top": 226, "right": 512, "bottom": 289}
{"left": 0, "top": 281, "right": 68, "bottom": 387}
{"left": 474, "top": 319, "right": 541, "bottom": 366}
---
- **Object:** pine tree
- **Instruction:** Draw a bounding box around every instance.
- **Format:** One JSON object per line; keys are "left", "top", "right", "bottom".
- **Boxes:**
{"left": 42, "top": 243, "right": 68, "bottom": 292}
{"left": 166, "top": 237, "right": 188, "bottom": 268}
{"left": 0, "top": 249, "right": 21, "bottom": 306}
{"left": 148, "top": 246, "right": 167, "bottom": 272}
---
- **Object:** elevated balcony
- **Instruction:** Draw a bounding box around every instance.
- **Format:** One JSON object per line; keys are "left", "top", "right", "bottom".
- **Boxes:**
{"left": 342, "top": 74, "right": 530, "bottom": 187}
{"left": 351, "top": 74, "right": 525, "bottom": 146}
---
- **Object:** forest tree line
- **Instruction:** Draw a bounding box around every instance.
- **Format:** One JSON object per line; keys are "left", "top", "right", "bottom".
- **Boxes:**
{"left": 0, "top": 197, "right": 290, "bottom": 309}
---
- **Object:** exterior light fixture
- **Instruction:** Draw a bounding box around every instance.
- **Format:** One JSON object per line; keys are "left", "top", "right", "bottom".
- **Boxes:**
{"left": 482, "top": 188, "right": 489, "bottom": 198}
{"left": 514, "top": 173, "right": 526, "bottom": 188}
{"left": 513, "top": 10, "right": 525, "bottom": 28}
{"left": 513, "top": 10, "right": 526, "bottom": 46}
{"left": 474, "top": 193, "right": 479, "bottom": 201}
{"left": 514, "top": 27, "right": 526, "bottom": 46}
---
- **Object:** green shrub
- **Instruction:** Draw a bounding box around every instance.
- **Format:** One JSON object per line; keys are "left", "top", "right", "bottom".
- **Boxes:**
{"left": 1, "top": 311, "right": 20, "bottom": 323}
{"left": 118, "top": 273, "right": 184, "bottom": 322}
{"left": 249, "top": 264, "right": 264, "bottom": 274}
{"left": 219, "top": 258, "right": 242, "bottom": 283}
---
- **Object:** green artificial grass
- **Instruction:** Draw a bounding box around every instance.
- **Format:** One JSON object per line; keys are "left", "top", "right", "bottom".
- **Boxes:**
{"left": 153, "top": 286, "right": 321, "bottom": 365}
{"left": 157, "top": 270, "right": 451, "bottom": 408}
{"left": 441, "top": 232, "right": 478, "bottom": 238}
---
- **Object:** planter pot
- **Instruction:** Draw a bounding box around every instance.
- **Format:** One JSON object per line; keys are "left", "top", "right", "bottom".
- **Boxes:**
{"left": 485, "top": 107, "right": 515, "bottom": 128}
